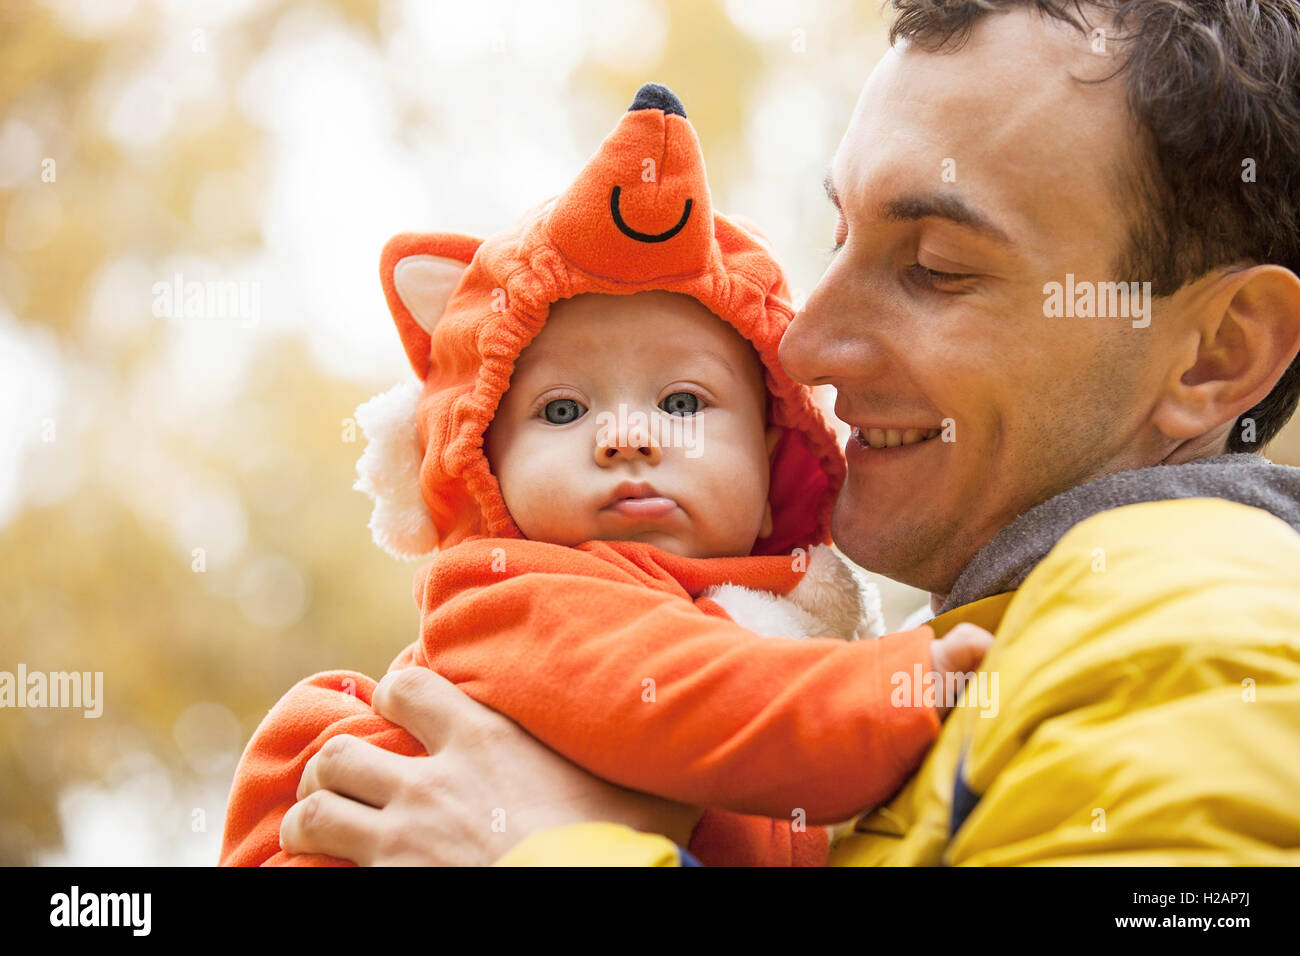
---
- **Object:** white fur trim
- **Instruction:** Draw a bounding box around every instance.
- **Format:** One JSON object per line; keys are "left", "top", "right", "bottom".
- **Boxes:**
{"left": 843, "top": 558, "right": 887, "bottom": 640}
{"left": 702, "top": 545, "right": 886, "bottom": 641}
{"left": 352, "top": 381, "right": 438, "bottom": 560}
{"left": 701, "top": 584, "right": 823, "bottom": 638}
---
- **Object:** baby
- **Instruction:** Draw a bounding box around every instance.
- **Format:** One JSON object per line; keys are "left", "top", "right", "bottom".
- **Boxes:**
{"left": 221, "top": 84, "right": 991, "bottom": 867}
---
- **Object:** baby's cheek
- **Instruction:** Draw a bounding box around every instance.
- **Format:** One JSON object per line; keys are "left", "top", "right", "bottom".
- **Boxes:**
{"left": 698, "top": 449, "right": 769, "bottom": 554}
{"left": 509, "top": 484, "right": 589, "bottom": 546}
{"left": 493, "top": 432, "right": 590, "bottom": 544}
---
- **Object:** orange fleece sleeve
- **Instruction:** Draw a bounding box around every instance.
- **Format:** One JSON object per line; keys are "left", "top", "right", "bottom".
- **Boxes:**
{"left": 412, "top": 541, "right": 941, "bottom": 825}
{"left": 688, "top": 809, "right": 830, "bottom": 866}
{"left": 218, "top": 669, "right": 832, "bottom": 867}
{"left": 219, "top": 670, "right": 425, "bottom": 867}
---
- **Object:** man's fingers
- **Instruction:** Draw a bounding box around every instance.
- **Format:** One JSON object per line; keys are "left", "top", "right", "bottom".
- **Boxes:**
{"left": 280, "top": 789, "right": 385, "bottom": 865}
{"left": 297, "top": 734, "right": 410, "bottom": 807}
{"left": 371, "top": 667, "right": 468, "bottom": 755}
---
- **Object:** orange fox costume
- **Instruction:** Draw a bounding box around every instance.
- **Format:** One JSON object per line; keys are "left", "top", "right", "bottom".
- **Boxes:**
{"left": 219, "top": 84, "right": 941, "bottom": 867}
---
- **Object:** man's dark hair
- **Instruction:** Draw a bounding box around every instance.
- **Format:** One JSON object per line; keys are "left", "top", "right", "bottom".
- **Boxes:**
{"left": 888, "top": 0, "right": 1300, "bottom": 451}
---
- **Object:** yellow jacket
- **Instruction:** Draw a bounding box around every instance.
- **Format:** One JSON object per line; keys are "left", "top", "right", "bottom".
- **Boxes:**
{"left": 498, "top": 499, "right": 1300, "bottom": 865}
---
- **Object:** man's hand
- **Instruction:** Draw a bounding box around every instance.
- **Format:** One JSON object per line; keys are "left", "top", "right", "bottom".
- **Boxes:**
{"left": 279, "top": 667, "right": 702, "bottom": 865}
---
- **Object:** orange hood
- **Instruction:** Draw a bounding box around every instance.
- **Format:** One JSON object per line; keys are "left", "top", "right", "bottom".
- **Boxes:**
{"left": 366, "top": 83, "right": 844, "bottom": 558}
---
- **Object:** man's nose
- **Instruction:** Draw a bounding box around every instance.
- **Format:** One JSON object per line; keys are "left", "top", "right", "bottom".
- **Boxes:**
{"left": 594, "top": 421, "right": 662, "bottom": 466}
{"left": 779, "top": 260, "right": 886, "bottom": 387}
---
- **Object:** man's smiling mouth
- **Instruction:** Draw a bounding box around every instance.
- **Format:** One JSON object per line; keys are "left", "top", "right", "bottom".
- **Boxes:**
{"left": 851, "top": 426, "right": 941, "bottom": 450}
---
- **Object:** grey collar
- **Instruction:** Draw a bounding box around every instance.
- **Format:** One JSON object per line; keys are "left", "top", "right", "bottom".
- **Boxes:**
{"left": 937, "top": 453, "right": 1300, "bottom": 615}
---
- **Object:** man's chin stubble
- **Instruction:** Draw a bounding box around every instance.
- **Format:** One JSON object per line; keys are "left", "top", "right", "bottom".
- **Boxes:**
{"left": 831, "top": 503, "right": 975, "bottom": 596}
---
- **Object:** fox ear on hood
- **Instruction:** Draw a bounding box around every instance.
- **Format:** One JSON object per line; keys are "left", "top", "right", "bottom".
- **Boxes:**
{"left": 361, "top": 232, "right": 481, "bottom": 560}
{"left": 380, "top": 232, "right": 482, "bottom": 379}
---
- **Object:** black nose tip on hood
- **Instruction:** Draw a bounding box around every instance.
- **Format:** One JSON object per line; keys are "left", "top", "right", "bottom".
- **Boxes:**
{"left": 628, "top": 82, "right": 686, "bottom": 118}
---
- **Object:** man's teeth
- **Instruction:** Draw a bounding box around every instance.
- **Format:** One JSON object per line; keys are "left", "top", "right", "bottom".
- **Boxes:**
{"left": 858, "top": 427, "right": 940, "bottom": 449}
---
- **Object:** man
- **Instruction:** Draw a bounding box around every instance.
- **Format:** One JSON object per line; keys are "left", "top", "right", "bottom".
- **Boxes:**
{"left": 278, "top": 0, "right": 1300, "bottom": 865}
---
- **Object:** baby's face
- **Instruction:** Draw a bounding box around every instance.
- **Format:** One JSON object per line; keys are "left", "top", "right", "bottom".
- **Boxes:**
{"left": 485, "top": 291, "right": 778, "bottom": 558}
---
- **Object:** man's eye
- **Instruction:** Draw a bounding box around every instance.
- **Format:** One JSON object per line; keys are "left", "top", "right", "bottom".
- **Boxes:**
{"left": 659, "top": 392, "right": 700, "bottom": 416}
{"left": 831, "top": 213, "right": 848, "bottom": 253}
{"left": 907, "top": 263, "right": 973, "bottom": 288}
{"left": 541, "top": 398, "right": 586, "bottom": 424}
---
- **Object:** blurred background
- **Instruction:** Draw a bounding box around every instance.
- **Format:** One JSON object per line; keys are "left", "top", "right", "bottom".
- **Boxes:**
{"left": 2, "top": 0, "right": 1297, "bottom": 866}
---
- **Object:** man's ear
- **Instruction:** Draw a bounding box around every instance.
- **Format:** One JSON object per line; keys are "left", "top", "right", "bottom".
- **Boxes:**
{"left": 1152, "top": 264, "right": 1300, "bottom": 446}
{"left": 380, "top": 233, "right": 482, "bottom": 378}
{"left": 758, "top": 424, "right": 783, "bottom": 540}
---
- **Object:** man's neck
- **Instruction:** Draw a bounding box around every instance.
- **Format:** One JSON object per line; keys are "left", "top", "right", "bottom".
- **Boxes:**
{"left": 927, "top": 435, "right": 1242, "bottom": 614}
{"left": 1160, "top": 428, "right": 1234, "bottom": 466}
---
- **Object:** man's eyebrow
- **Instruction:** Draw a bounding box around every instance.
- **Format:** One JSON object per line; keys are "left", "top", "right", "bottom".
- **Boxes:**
{"left": 880, "top": 192, "right": 1013, "bottom": 245}
{"left": 826, "top": 170, "right": 1012, "bottom": 246}
{"left": 823, "top": 170, "right": 840, "bottom": 211}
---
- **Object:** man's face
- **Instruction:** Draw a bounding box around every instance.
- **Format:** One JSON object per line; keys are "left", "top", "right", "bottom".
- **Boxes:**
{"left": 779, "top": 10, "right": 1173, "bottom": 595}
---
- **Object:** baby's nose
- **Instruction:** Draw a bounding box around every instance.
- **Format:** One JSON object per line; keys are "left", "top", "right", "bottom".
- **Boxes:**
{"left": 594, "top": 420, "right": 662, "bottom": 466}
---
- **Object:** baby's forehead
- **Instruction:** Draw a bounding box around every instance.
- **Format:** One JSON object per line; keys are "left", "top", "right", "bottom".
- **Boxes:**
{"left": 500, "top": 291, "right": 768, "bottom": 412}
{"left": 524, "top": 290, "right": 759, "bottom": 364}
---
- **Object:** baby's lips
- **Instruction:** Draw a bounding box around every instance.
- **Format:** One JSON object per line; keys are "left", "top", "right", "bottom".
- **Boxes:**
{"left": 547, "top": 85, "right": 713, "bottom": 282}
{"left": 603, "top": 496, "right": 678, "bottom": 520}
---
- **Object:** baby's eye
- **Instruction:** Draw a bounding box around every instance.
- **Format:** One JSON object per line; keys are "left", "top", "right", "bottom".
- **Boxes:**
{"left": 541, "top": 398, "right": 586, "bottom": 424}
{"left": 659, "top": 392, "right": 700, "bottom": 416}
